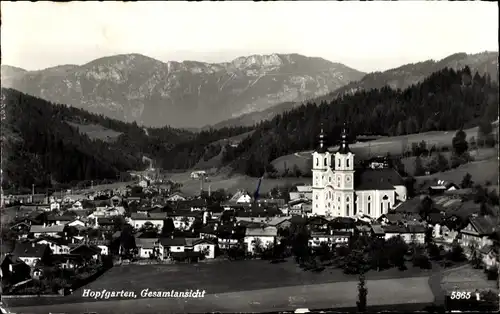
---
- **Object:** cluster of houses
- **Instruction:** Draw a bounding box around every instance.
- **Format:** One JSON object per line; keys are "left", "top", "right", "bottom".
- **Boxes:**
{"left": 1, "top": 174, "right": 499, "bottom": 292}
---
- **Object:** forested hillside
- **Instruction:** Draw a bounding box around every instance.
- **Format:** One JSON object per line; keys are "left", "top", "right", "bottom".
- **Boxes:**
{"left": 1, "top": 88, "right": 188, "bottom": 192}
{"left": 221, "top": 67, "right": 499, "bottom": 177}
{"left": 1, "top": 88, "right": 256, "bottom": 191}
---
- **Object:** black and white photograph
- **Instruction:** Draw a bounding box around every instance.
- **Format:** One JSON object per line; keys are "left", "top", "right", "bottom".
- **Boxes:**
{"left": 1, "top": 1, "right": 499, "bottom": 313}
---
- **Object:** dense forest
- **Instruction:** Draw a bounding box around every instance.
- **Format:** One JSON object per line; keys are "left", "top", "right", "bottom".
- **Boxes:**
{"left": 220, "top": 67, "right": 498, "bottom": 176}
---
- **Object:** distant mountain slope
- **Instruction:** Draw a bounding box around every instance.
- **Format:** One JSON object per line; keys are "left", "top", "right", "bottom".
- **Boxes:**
{"left": 1, "top": 53, "right": 365, "bottom": 128}
{"left": 207, "top": 51, "right": 499, "bottom": 129}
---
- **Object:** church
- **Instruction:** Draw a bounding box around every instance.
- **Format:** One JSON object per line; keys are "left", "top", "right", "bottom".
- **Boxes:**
{"left": 311, "top": 124, "right": 408, "bottom": 219}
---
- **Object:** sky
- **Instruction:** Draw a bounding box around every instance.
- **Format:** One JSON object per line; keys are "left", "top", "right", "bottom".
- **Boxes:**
{"left": 1, "top": 1, "right": 498, "bottom": 73}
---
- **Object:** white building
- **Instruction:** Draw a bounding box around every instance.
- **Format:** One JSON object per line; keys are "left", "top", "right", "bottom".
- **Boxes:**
{"left": 244, "top": 226, "right": 278, "bottom": 254}
{"left": 311, "top": 124, "right": 407, "bottom": 219}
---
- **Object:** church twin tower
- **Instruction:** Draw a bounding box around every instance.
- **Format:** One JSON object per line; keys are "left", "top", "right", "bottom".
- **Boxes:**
{"left": 311, "top": 123, "right": 356, "bottom": 217}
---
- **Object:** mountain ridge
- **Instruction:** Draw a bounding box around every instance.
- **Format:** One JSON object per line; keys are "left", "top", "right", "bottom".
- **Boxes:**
{"left": 205, "top": 51, "right": 499, "bottom": 129}
{"left": 1, "top": 53, "right": 365, "bottom": 128}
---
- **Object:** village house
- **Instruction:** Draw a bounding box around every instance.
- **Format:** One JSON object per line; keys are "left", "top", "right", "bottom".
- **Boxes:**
{"left": 90, "top": 205, "right": 126, "bottom": 217}
{"left": 382, "top": 223, "right": 426, "bottom": 244}
{"left": 167, "top": 192, "right": 187, "bottom": 202}
{"left": 169, "top": 210, "right": 201, "bottom": 230}
{"left": 46, "top": 214, "right": 75, "bottom": 226}
{"left": 459, "top": 215, "right": 496, "bottom": 251}
{"left": 95, "top": 217, "right": 116, "bottom": 231}
{"left": 30, "top": 224, "right": 66, "bottom": 238}
{"left": 71, "top": 201, "right": 84, "bottom": 210}
{"left": 70, "top": 244, "right": 102, "bottom": 261}
{"left": 67, "top": 218, "right": 87, "bottom": 230}
{"left": 129, "top": 212, "right": 168, "bottom": 230}
{"left": 138, "top": 179, "right": 149, "bottom": 188}
{"left": 12, "top": 242, "right": 52, "bottom": 267}
{"left": 235, "top": 216, "right": 292, "bottom": 230}
{"left": 191, "top": 238, "right": 216, "bottom": 259}
{"left": 222, "top": 191, "right": 252, "bottom": 209}
{"left": 135, "top": 238, "right": 160, "bottom": 259}
{"left": 52, "top": 254, "right": 84, "bottom": 269}
{"left": 0, "top": 254, "right": 32, "bottom": 286}
{"left": 309, "top": 230, "right": 351, "bottom": 248}
{"left": 34, "top": 237, "right": 70, "bottom": 255}
{"left": 289, "top": 190, "right": 313, "bottom": 202}
{"left": 159, "top": 237, "right": 186, "bottom": 260}
{"left": 244, "top": 226, "right": 278, "bottom": 254}
{"left": 479, "top": 245, "right": 498, "bottom": 270}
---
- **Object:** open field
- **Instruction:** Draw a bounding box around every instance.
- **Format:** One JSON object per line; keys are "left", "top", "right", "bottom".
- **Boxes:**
{"left": 4, "top": 259, "right": 439, "bottom": 313}
{"left": 415, "top": 158, "right": 499, "bottom": 187}
{"left": 271, "top": 124, "right": 499, "bottom": 174}
{"left": 168, "top": 171, "right": 310, "bottom": 196}
{"left": 401, "top": 147, "right": 498, "bottom": 176}
{"left": 440, "top": 264, "right": 497, "bottom": 294}
{"left": 66, "top": 121, "right": 123, "bottom": 143}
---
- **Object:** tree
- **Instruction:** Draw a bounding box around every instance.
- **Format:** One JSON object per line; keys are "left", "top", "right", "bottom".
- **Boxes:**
{"left": 461, "top": 173, "right": 474, "bottom": 189}
{"left": 161, "top": 218, "right": 175, "bottom": 236}
{"left": 357, "top": 273, "right": 368, "bottom": 312}
{"left": 436, "top": 153, "right": 450, "bottom": 172}
{"left": 452, "top": 129, "right": 468, "bottom": 156}
{"left": 414, "top": 156, "right": 425, "bottom": 176}
{"left": 469, "top": 243, "right": 482, "bottom": 269}
{"left": 446, "top": 243, "right": 466, "bottom": 262}
{"left": 478, "top": 119, "right": 494, "bottom": 147}
{"left": 403, "top": 176, "right": 416, "bottom": 198}
{"left": 413, "top": 253, "right": 432, "bottom": 269}
{"left": 292, "top": 165, "right": 302, "bottom": 178}
{"left": 386, "top": 236, "right": 408, "bottom": 269}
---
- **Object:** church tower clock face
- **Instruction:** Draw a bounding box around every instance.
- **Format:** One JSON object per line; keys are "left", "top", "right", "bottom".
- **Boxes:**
{"left": 345, "top": 175, "right": 351, "bottom": 185}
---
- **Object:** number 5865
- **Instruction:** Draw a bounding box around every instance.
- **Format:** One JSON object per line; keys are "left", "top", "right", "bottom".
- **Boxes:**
{"left": 451, "top": 291, "right": 471, "bottom": 299}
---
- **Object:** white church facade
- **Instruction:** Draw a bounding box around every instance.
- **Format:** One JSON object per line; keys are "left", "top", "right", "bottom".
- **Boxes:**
{"left": 311, "top": 124, "right": 407, "bottom": 219}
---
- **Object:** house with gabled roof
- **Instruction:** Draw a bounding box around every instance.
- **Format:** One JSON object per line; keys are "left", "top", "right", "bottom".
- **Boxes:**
{"left": 459, "top": 215, "right": 497, "bottom": 249}
{"left": 309, "top": 230, "right": 351, "bottom": 248}
{"left": 34, "top": 237, "right": 70, "bottom": 255}
{"left": 30, "top": 224, "right": 66, "bottom": 238}
{"left": 129, "top": 212, "right": 168, "bottom": 230}
{"left": 135, "top": 238, "right": 161, "bottom": 259}
{"left": 167, "top": 192, "right": 187, "bottom": 202}
{"left": 12, "top": 242, "right": 51, "bottom": 267}
{"left": 244, "top": 226, "right": 278, "bottom": 254}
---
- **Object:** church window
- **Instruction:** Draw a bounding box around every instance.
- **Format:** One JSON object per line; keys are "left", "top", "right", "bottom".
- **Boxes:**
{"left": 329, "top": 176, "right": 331, "bottom": 182}
{"left": 347, "top": 159, "right": 350, "bottom": 167}
{"left": 346, "top": 204, "right": 350, "bottom": 216}
{"left": 324, "top": 158, "right": 327, "bottom": 166}
{"left": 316, "top": 195, "right": 318, "bottom": 200}
{"left": 338, "top": 159, "right": 341, "bottom": 168}
{"left": 316, "top": 158, "right": 319, "bottom": 166}
{"left": 328, "top": 203, "right": 331, "bottom": 208}
{"left": 338, "top": 197, "right": 340, "bottom": 202}
{"left": 353, "top": 206, "right": 356, "bottom": 215}
{"left": 368, "top": 202, "right": 371, "bottom": 215}
{"left": 368, "top": 196, "right": 371, "bottom": 201}
{"left": 346, "top": 196, "right": 350, "bottom": 202}
{"left": 381, "top": 202, "right": 383, "bottom": 213}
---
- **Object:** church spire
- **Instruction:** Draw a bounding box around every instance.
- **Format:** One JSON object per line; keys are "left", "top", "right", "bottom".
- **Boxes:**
{"left": 316, "top": 123, "right": 327, "bottom": 153}
{"left": 338, "top": 122, "right": 351, "bottom": 154}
